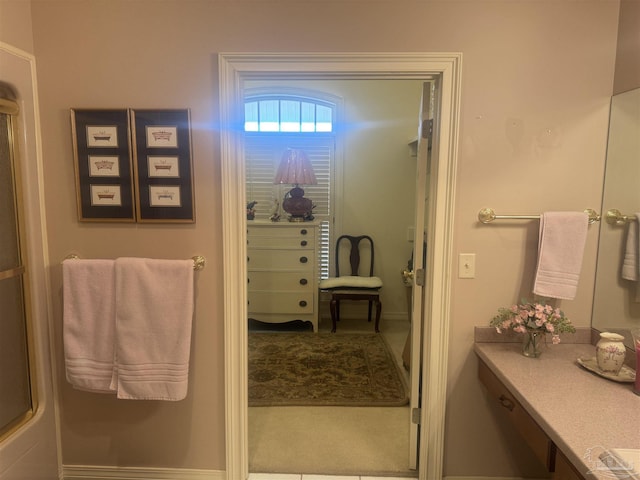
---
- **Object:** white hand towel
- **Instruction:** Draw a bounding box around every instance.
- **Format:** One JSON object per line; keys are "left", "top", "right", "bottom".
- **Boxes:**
{"left": 62, "top": 259, "right": 116, "bottom": 393}
{"left": 621, "top": 215, "right": 639, "bottom": 281}
{"left": 533, "top": 212, "right": 589, "bottom": 300}
{"left": 114, "top": 258, "right": 194, "bottom": 401}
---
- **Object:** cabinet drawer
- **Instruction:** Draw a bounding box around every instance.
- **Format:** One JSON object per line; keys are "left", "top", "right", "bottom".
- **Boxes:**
{"left": 248, "top": 225, "right": 315, "bottom": 239}
{"left": 248, "top": 291, "right": 314, "bottom": 314}
{"left": 248, "top": 234, "right": 315, "bottom": 249}
{"left": 554, "top": 449, "right": 586, "bottom": 480}
{"left": 478, "top": 360, "right": 555, "bottom": 471}
{"left": 247, "top": 250, "right": 314, "bottom": 270}
{"left": 248, "top": 271, "right": 314, "bottom": 291}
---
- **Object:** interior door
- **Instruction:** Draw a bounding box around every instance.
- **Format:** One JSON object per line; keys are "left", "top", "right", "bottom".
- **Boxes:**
{"left": 408, "top": 81, "right": 434, "bottom": 469}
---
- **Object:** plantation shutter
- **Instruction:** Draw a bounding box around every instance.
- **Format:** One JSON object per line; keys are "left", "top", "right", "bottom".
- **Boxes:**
{"left": 245, "top": 134, "right": 333, "bottom": 279}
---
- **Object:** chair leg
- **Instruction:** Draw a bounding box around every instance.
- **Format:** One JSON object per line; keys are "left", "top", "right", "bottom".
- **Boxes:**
{"left": 367, "top": 301, "right": 372, "bottom": 322}
{"left": 329, "top": 298, "right": 338, "bottom": 333}
{"left": 374, "top": 299, "right": 381, "bottom": 333}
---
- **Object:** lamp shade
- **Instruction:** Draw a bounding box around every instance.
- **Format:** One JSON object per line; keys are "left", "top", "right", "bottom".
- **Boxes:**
{"left": 274, "top": 148, "right": 317, "bottom": 186}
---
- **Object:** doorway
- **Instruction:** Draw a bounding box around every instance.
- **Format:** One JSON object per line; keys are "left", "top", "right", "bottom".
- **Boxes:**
{"left": 218, "top": 52, "right": 462, "bottom": 480}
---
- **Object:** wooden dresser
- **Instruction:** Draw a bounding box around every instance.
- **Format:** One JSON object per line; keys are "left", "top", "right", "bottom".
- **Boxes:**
{"left": 247, "top": 221, "right": 319, "bottom": 332}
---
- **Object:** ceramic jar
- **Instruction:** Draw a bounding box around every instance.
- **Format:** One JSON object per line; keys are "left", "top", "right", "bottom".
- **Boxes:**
{"left": 596, "top": 332, "right": 626, "bottom": 374}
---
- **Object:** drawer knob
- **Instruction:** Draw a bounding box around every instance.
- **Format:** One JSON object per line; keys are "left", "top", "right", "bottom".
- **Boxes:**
{"left": 300, "top": 229, "right": 308, "bottom": 235}
{"left": 300, "top": 278, "right": 308, "bottom": 285}
{"left": 498, "top": 394, "right": 515, "bottom": 412}
{"left": 299, "top": 300, "right": 307, "bottom": 307}
{"left": 300, "top": 240, "right": 308, "bottom": 246}
{"left": 300, "top": 256, "right": 308, "bottom": 263}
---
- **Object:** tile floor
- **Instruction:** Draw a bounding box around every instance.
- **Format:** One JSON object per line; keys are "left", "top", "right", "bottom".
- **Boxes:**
{"left": 248, "top": 474, "right": 415, "bottom": 480}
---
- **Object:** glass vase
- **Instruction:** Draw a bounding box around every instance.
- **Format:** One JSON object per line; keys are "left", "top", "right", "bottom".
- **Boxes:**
{"left": 522, "top": 330, "right": 544, "bottom": 358}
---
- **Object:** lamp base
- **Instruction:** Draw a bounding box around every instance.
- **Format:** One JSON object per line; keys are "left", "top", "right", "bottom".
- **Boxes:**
{"left": 282, "top": 186, "right": 314, "bottom": 221}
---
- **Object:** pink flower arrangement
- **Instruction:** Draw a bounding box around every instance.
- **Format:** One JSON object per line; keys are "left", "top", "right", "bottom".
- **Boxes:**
{"left": 490, "top": 299, "right": 576, "bottom": 344}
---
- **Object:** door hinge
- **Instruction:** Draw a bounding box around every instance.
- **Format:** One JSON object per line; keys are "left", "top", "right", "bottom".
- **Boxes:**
{"left": 415, "top": 268, "right": 425, "bottom": 286}
{"left": 421, "top": 119, "right": 433, "bottom": 140}
{"left": 412, "top": 407, "right": 421, "bottom": 425}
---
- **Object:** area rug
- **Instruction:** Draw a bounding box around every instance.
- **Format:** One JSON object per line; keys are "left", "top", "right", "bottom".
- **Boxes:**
{"left": 248, "top": 332, "right": 409, "bottom": 406}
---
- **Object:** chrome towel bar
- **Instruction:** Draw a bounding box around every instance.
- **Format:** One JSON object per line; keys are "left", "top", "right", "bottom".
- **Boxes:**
{"left": 478, "top": 208, "right": 600, "bottom": 225}
{"left": 63, "top": 254, "right": 206, "bottom": 271}
{"left": 605, "top": 209, "right": 638, "bottom": 225}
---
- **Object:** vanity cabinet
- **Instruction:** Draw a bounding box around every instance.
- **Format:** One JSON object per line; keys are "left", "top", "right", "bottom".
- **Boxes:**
{"left": 478, "top": 358, "right": 587, "bottom": 479}
{"left": 554, "top": 449, "right": 587, "bottom": 480}
{"left": 247, "top": 222, "right": 319, "bottom": 332}
{"left": 478, "top": 359, "right": 555, "bottom": 471}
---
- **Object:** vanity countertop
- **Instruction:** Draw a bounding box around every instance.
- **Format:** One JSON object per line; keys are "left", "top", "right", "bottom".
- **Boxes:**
{"left": 474, "top": 341, "right": 639, "bottom": 479}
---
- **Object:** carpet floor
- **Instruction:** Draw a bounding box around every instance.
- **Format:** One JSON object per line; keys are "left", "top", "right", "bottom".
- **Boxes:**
{"left": 248, "top": 405, "right": 413, "bottom": 476}
{"left": 248, "top": 332, "right": 409, "bottom": 407}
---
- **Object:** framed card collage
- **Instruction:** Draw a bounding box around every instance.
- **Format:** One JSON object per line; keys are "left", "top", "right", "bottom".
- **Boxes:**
{"left": 70, "top": 108, "right": 195, "bottom": 223}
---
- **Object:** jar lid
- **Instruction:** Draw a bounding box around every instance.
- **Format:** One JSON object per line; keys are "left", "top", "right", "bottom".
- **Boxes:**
{"left": 599, "top": 332, "right": 625, "bottom": 341}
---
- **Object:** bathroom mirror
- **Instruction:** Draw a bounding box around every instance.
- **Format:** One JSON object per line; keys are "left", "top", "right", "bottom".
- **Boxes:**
{"left": 591, "top": 87, "right": 640, "bottom": 348}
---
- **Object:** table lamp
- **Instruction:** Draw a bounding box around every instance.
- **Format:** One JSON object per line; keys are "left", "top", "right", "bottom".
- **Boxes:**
{"left": 274, "top": 148, "right": 317, "bottom": 222}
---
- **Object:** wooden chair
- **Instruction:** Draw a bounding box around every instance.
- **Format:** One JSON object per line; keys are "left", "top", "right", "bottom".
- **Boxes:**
{"left": 319, "top": 235, "right": 382, "bottom": 332}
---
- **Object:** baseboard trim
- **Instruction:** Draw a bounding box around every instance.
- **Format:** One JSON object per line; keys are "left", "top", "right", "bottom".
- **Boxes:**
{"left": 62, "top": 465, "right": 225, "bottom": 480}
{"left": 444, "top": 477, "right": 548, "bottom": 480}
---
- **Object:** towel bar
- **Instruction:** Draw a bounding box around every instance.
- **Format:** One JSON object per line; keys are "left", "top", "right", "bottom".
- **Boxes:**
{"left": 605, "top": 209, "right": 638, "bottom": 226}
{"left": 478, "top": 208, "right": 600, "bottom": 225}
{"left": 63, "top": 254, "right": 206, "bottom": 271}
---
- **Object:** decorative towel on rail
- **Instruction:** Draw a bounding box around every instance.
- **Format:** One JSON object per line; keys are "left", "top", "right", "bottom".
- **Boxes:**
{"left": 622, "top": 214, "right": 640, "bottom": 281}
{"left": 62, "top": 257, "right": 196, "bottom": 401}
{"left": 532, "top": 212, "right": 588, "bottom": 300}
{"left": 62, "top": 259, "right": 117, "bottom": 393}
{"left": 113, "top": 258, "right": 194, "bottom": 401}
{"left": 621, "top": 213, "right": 640, "bottom": 303}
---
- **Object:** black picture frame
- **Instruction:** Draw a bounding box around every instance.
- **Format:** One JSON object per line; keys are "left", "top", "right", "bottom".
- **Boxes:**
{"left": 131, "top": 109, "right": 195, "bottom": 223}
{"left": 70, "top": 109, "right": 135, "bottom": 222}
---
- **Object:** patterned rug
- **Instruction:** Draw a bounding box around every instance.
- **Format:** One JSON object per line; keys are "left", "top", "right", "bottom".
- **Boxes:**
{"left": 248, "top": 332, "right": 409, "bottom": 407}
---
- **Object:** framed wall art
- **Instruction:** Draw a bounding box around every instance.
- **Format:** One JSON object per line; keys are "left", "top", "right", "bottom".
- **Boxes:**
{"left": 70, "top": 109, "right": 135, "bottom": 221}
{"left": 131, "top": 109, "right": 195, "bottom": 223}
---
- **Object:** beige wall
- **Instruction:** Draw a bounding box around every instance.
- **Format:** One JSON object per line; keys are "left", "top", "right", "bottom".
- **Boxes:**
{"left": 0, "top": 1, "right": 34, "bottom": 53}
{"left": 3, "top": 0, "right": 621, "bottom": 476}
{"left": 613, "top": 0, "right": 640, "bottom": 94}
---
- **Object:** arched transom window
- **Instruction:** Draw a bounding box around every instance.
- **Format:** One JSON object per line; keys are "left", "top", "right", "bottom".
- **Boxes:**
{"left": 244, "top": 96, "right": 333, "bottom": 133}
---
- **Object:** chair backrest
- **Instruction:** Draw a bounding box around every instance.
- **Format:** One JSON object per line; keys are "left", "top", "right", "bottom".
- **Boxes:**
{"left": 335, "top": 235, "right": 375, "bottom": 277}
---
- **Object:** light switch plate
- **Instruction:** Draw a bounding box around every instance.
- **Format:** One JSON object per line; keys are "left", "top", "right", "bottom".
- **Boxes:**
{"left": 459, "top": 253, "right": 476, "bottom": 278}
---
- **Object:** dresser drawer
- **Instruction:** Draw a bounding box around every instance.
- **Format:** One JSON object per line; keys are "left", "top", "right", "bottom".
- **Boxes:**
{"left": 248, "top": 291, "right": 314, "bottom": 314}
{"left": 247, "top": 250, "right": 314, "bottom": 270}
{"left": 248, "top": 233, "right": 315, "bottom": 250}
{"left": 248, "top": 225, "right": 315, "bottom": 240}
{"left": 478, "top": 360, "right": 555, "bottom": 471}
{"left": 248, "top": 271, "right": 314, "bottom": 291}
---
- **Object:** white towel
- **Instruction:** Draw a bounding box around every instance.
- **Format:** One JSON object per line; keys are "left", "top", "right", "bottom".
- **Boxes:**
{"left": 533, "top": 211, "right": 589, "bottom": 300}
{"left": 114, "top": 258, "right": 194, "bottom": 401}
{"left": 622, "top": 215, "right": 639, "bottom": 281}
{"left": 62, "top": 259, "right": 117, "bottom": 393}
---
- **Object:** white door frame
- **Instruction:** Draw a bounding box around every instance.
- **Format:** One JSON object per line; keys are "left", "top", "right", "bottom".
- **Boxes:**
{"left": 218, "top": 52, "right": 462, "bottom": 480}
